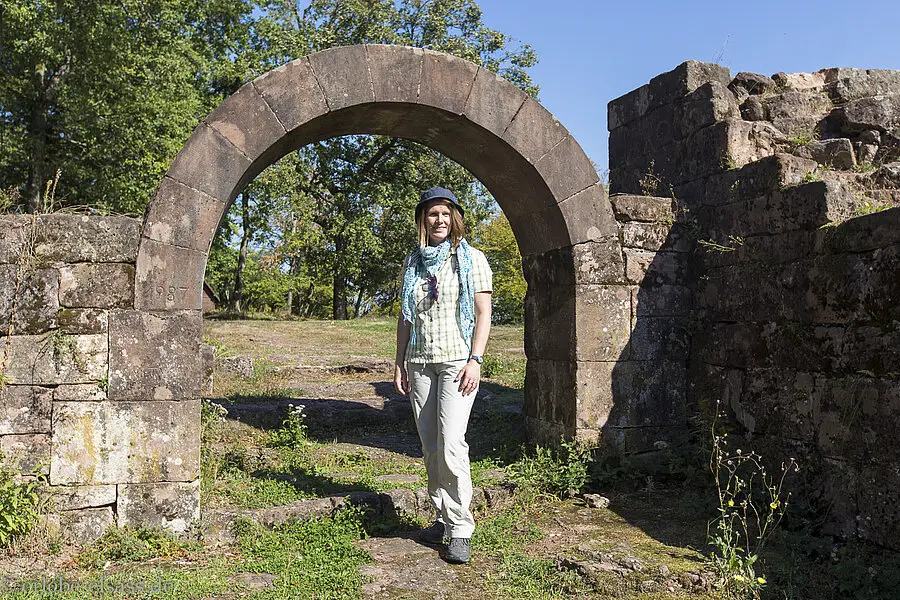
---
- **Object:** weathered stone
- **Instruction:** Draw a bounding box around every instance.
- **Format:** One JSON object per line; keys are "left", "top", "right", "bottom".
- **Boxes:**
{"left": 772, "top": 71, "right": 827, "bottom": 92}
{"left": 143, "top": 177, "right": 226, "bottom": 253}
{"left": 307, "top": 45, "right": 374, "bottom": 111}
{"left": 823, "top": 68, "right": 900, "bottom": 103}
{"left": 33, "top": 215, "right": 141, "bottom": 263}
{"left": 0, "top": 433, "right": 50, "bottom": 473}
{"left": 5, "top": 333, "right": 107, "bottom": 385}
{"left": 0, "top": 385, "right": 51, "bottom": 434}
{"left": 418, "top": 49, "right": 477, "bottom": 115}
{"left": 857, "top": 461, "right": 900, "bottom": 549}
{"left": 632, "top": 284, "right": 692, "bottom": 317}
{"left": 816, "top": 374, "right": 900, "bottom": 462}
{"left": 0, "top": 266, "right": 58, "bottom": 334}
{"left": 703, "top": 153, "right": 818, "bottom": 207}
{"left": 833, "top": 94, "right": 900, "bottom": 137}
{"left": 54, "top": 384, "right": 108, "bottom": 402}
{"left": 675, "top": 81, "right": 739, "bottom": 138}
{"left": 730, "top": 72, "right": 776, "bottom": 95}
{"left": 762, "top": 91, "right": 832, "bottom": 137}
{"left": 858, "top": 143, "right": 878, "bottom": 164}
{"left": 205, "top": 81, "right": 285, "bottom": 162}
{"left": 859, "top": 129, "right": 882, "bottom": 144}
{"left": 572, "top": 239, "right": 627, "bottom": 285}
{"left": 574, "top": 285, "right": 631, "bottom": 361}
{"left": 503, "top": 98, "right": 569, "bottom": 165}
{"left": 59, "top": 507, "right": 114, "bottom": 543}
{"left": 610, "top": 194, "right": 674, "bottom": 223}
{"left": 57, "top": 308, "right": 108, "bottom": 334}
{"left": 48, "top": 484, "right": 116, "bottom": 511}
{"left": 108, "top": 309, "right": 201, "bottom": 401}
{"left": 0, "top": 216, "right": 28, "bottom": 263}
{"left": 367, "top": 44, "right": 424, "bottom": 104}
{"left": 534, "top": 134, "right": 600, "bottom": 203}
{"left": 621, "top": 222, "right": 692, "bottom": 252}
{"left": 614, "top": 103, "right": 676, "bottom": 168}
{"left": 58, "top": 263, "right": 134, "bottom": 308}
{"left": 817, "top": 458, "right": 858, "bottom": 539}
{"left": 740, "top": 95, "right": 766, "bottom": 121}
{"left": 557, "top": 183, "right": 618, "bottom": 247}
{"left": 229, "top": 573, "right": 277, "bottom": 591}
{"left": 164, "top": 122, "right": 252, "bottom": 204}
{"left": 624, "top": 249, "right": 688, "bottom": 286}
{"left": 51, "top": 400, "right": 200, "bottom": 485}
{"left": 870, "top": 162, "right": 900, "bottom": 187}
{"left": 523, "top": 248, "right": 575, "bottom": 361}
{"left": 839, "top": 324, "right": 900, "bottom": 374}
{"left": 578, "top": 360, "right": 686, "bottom": 429}
{"left": 816, "top": 206, "right": 900, "bottom": 253}
{"left": 118, "top": 480, "right": 200, "bottom": 533}
{"left": 608, "top": 84, "right": 650, "bottom": 131}
{"left": 464, "top": 67, "right": 528, "bottom": 138}
{"left": 583, "top": 493, "right": 610, "bottom": 509}
{"left": 134, "top": 239, "right": 206, "bottom": 311}
{"left": 629, "top": 316, "right": 691, "bottom": 361}
{"left": 524, "top": 359, "right": 577, "bottom": 429}
{"left": 379, "top": 488, "right": 418, "bottom": 518}
{"left": 700, "top": 230, "right": 814, "bottom": 269}
{"left": 792, "top": 138, "right": 856, "bottom": 169}
{"left": 252, "top": 57, "right": 329, "bottom": 132}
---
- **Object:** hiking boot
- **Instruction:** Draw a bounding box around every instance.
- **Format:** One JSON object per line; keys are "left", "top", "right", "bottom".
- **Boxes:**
{"left": 445, "top": 537, "right": 471, "bottom": 564}
{"left": 418, "top": 520, "right": 446, "bottom": 545}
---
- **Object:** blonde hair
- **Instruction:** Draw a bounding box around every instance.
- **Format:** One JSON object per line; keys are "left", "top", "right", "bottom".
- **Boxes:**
{"left": 416, "top": 200, "right": 465, "bottom": 248}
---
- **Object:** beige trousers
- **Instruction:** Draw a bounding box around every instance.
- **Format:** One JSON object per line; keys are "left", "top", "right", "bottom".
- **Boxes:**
{"left": 407, "top": 359, "right": 477, "bottom": 538}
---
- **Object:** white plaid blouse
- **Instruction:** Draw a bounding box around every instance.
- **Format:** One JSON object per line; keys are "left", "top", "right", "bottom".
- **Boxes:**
{"left": 403, "top": 245, "right": 493, "bottom": 363}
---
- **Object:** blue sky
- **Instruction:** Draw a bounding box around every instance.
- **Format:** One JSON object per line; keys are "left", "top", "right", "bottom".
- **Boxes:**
{"left": 474, "top": 0, "right": 900, "bottom": 173}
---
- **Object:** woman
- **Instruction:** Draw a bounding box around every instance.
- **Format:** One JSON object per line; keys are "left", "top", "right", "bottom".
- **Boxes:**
{"left": 394, "top": 186, "right": 493, "bottom": 565}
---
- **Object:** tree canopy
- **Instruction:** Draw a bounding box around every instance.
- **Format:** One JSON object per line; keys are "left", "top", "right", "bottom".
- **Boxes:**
{"left": 0, "top": 0, "right": 538, "bottom": 322}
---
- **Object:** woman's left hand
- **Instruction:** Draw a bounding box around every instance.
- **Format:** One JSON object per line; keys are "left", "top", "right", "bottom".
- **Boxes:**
{"left": 455, "top": 360, "right": 481, "bottom": 396}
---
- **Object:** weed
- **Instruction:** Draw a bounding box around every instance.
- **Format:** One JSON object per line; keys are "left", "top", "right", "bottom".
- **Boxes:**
{"left": 801, "top": 171, "right": 822, "bottom": 183}
{"left": 200, "top": 399, "right": 228, "bottom": 437}
{"left": 507, "top": 440, "right": 590, "bottom": 498}
{"left": 854, "top": 200, "right": 892, "bottom": 217}
{"left": 706, "top": 402, "right": 798, "bottom": 599}
{"left": 639, "top": 160, "right": 662, "bottom": 196}
{"left": 0, "top": 455, "right": 45, "bottom": 547}
{"left": 698, "top": 235, "right": 745, "bottom": 253}
{"left": 74, "top": 525, "right": 201, "bottom": 569}
{"left": 269, "top": 403, "right": 309, "bottom": 447}
{"left": 47, "top": 330, "right": 87, "bottom": 373}
{"left": 852, "top": 161, "right": 878, "bottom": 173}
{"left": 787, "top": 133, "right": 815, "bottom": 150}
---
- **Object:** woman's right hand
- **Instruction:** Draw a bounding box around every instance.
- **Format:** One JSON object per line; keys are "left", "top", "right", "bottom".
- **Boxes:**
{"left": 394, "top": 363, "right": 410, "bottom": 396}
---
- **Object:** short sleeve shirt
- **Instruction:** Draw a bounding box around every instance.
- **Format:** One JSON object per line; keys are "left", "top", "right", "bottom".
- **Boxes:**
{"left": 404, "top": 245, "right": 492, "bottom": 363}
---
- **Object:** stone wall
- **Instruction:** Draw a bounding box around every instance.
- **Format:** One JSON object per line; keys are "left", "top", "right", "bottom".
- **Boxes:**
{"left": 608, "top": 62, "right": 900, "bottom": 548}
{"left": 0, "top": 214, "right": 201, "bottom": 543}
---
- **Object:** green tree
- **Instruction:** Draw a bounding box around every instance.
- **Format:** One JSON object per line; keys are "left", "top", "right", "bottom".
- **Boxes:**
{"left": 472, "top": 213, "right": 525, "bottom": 324}
{"left": 0, "top": 0, "right": 252, "bottom": 213}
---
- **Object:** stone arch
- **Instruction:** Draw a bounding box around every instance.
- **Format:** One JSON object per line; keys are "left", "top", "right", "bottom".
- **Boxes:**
{"left": 135, "top": 44, "right": 623, "bottom": 447}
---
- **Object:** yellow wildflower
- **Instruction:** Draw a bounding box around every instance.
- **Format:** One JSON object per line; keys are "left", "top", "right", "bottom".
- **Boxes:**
{"left": 757, "top": 577, "right": 767, "bottom": 584}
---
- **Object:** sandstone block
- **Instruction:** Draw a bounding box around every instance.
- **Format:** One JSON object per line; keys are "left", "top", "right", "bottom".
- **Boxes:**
{"left": 307, "top": 45, "right": 375, "bottom": 111}
{"left": 252, "top": 57, "right": 329, "bottom": 131}
{"left": 857, "top": 461, "right": 900, "bottom": 550}
{"left": 833, "top": 94, "right": 900, "bottom": 139}
{"left": 59, "top": 263, "right": 134, "bottom": 308}
{"left": 730, "top": 72, "right": 776, "bottom": 95}
{"left": 5, "top": 333, "right": 107, "bottom": 385}
{"left": 379, "top": 488, "right": 418, "bottom": 519}
{"left": 557, "top": 183, "right": 618, "bottom": 248}
{"left": 740, "top": 95, "right": 766, "bottom": 121}
{"left": 59, "top": 507, "right": 114, "bottom": 544}
{"left": 164, "top": 123, "right": 252, "bottom": 203}
{"left": 144, "top": 177, "right": 226, "bottom": 253}
{"left": 0, "top": 385, "right": 51, "bottom": 434}
{"left": 621, "top": 222, "right": 692, "bottom": 252}
{"left": 108, "top": 309, "right": 201, "bottom": 401}
{"left": 615, "top": 103, "right": 676, "bottom": 168}
{"left": 703, "top": 154, "right": 818, "bottom": 207}
{"left": 54, "top": 384, "right": 108, "bottom": 402}
{"left": 57, "top": 308, "right": 108, "bottom": 334}
{"left": 574, "top": 285, "right": 632, "bottom": 362}
{"left": 503, "top": 98, "right": 568, "bottom": 165}
{"left": 206, "top": 82, "right": 285, "bottom": 162}
{"left": 33, "top": 215, "right": 141, "bottom": 263}
{"left": 534, "top": 135, "right": 600, "bottom": 203}
{"left": 0, "top": 266, "right": 58, "bottom": 334}
{"left": 772, "top": 71, "right": 826, "bottom": 92}
{"left": 823, "top": 68, "right": 900, "bottom": 103}
{"left": 418, "top": 49, "right": 478, "bottom": 115}
{"left": 839, "top": 324, "right": 900, "bottom": 374}
{"left": 134, "top": 239, "right": 206, "bottom": 311}
{"left": 523, "top": 359, "right": 576, "bottom": 428}
{"left": 48, "top": 484, "right": 116, "bottom": 511}
{"left": 464, "top": 67, "right": 528, "bottom": 138}
{"left": 675, "top": 81, "right": 739, "bottom": 138}
{"left": 51, "top": 400, "right": 200, "bottom": 485}
{"left": 738, "top": 369, "right": 819, "bottom": 443}
{"left": 629, "top": 316, "right": 691, "bottom": 361}
{"left": 762, "top": 91, "right": 832, "bottom": 137}
{"left": 572, "top": 238, "right": 627, "bottom": 285}
{"left": 816, "top": 206, "right": 900, "bottom": 253}
{"left": 524, "top": 285, "right": 574, "bottom": 361}
{"left": 610, "top": 194, "right": 674, "bottom": 223}
{"left": 817, "top": 458, "right": 858, "bottom": 539}
{"left": 366, "top": 44, "right": 424, "bottom": 104}
{"left": 816, "top": 374, "right": 900, "bottom": 462}
{"left": 792, "top": 138, "right": 856, "bottom": 169}
{"left": 608, "top": 84, "right": 650, "bottom": 131}
{"left": 118, "top": 480, "right": 200, "bottom": 533}
{"left": 624, "top": 249, "right": 688, "bottom": 286}
{"left": 508, "top": 198, "right": 574, "bottom": 258}
{"left": 632, "top": 284, "right": 692, "bottom": 317}
{"left": 0, "top": 216, "right": 27, "bottom": 263}
{"left": 0, "top": 433, "right": 50, "bottom": 473}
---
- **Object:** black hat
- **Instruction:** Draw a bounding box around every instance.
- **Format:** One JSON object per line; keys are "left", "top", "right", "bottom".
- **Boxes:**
{"left": 415, "top": 186, "right": 464, "bottom": 219}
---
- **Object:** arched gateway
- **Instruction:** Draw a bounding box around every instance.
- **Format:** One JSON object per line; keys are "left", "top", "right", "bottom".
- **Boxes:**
{"left": 133, "top": 45, "right": 627, "bottom": 524}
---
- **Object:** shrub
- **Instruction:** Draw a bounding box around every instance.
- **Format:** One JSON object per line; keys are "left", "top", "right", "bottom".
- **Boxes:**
{"left": 507, "top": 440, "right": 590, "bottom": 498}
{"left": 0, "top": 456, "right": 45, "bottom": 547}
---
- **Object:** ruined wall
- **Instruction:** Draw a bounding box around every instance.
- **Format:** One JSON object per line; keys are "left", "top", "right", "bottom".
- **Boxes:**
{"left": 608, "top": 62, "right": 900, "bottom": 548}
{"left": 0, "top": 215, "right": 201, "bottom": 543}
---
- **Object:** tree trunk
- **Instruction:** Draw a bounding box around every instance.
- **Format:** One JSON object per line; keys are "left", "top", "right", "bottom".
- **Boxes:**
{"left": 332, "top": 275, "right": 348, "bottom": 320}
{"left": 353, "top": 287, "right": 365, "bottom": 319}
{"left": 230, "top": 194, "right": 251, "bottom": 313}
{"left": 25, "top": 103, "right": 48, "bottom": 213}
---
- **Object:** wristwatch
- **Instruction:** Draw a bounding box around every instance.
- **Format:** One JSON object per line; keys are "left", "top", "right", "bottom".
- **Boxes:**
{"left": 469, "top": 355, "right": 484, "bottom": 364}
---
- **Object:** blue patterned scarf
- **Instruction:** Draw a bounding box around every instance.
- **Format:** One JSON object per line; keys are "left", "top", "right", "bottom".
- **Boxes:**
{"left": 401, "top": 239, "right": 476, "bottom": 351}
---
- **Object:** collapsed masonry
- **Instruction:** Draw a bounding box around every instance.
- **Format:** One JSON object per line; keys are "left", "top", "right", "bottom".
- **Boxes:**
{"left": 607, "top": 63, "right": 900, "bottom": 549}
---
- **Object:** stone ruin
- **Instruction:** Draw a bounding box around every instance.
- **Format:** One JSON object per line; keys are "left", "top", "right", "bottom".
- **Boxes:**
{"left": 0, "top": 47, "right": 898, "bottom": 550}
